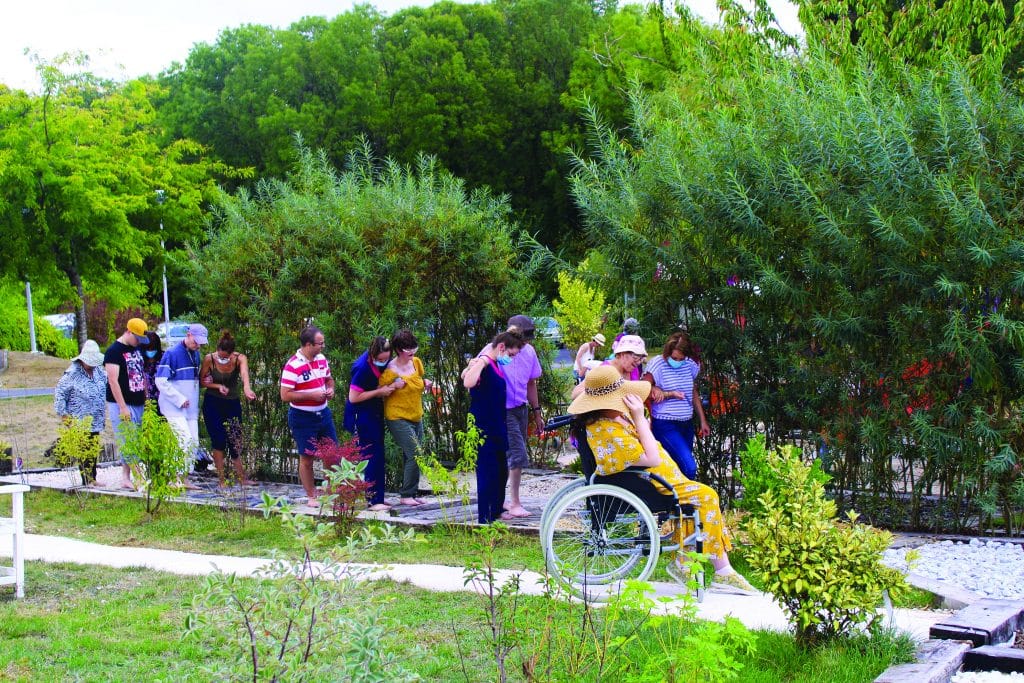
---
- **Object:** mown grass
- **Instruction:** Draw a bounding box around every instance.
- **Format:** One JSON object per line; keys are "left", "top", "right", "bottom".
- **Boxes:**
{"left": 0, "top": 562, "right": 914, "bottom": 682}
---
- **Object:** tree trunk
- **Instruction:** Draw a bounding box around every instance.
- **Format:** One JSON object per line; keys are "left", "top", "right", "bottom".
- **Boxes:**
{"left": 65, "top": 264, "right": 88, "bottom": 349}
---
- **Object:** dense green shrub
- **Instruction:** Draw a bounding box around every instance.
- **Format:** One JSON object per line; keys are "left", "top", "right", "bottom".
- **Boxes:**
{"left": 185, "top": 143, "right": 538, "bottom": 473}
{"left": 569, "top": 46, "right": 1024, "bottom": 532}
{"left": 738, "top": 434, "right": 830, "bottom": 517}
{"left": 743, "top": 440, "right": 906, "bottom": 645}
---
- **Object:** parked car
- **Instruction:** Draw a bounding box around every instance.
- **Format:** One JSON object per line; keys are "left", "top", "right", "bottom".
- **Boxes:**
{"left": 534, "top": 316, "right": 563, "bottom": 346}
{"left": 156, "top": 321, "right": 194, "bottom": 350}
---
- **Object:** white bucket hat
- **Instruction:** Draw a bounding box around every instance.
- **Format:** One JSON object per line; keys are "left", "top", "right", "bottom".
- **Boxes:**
{"left": 73, "top": 340, "right": 105, "bottom": 368}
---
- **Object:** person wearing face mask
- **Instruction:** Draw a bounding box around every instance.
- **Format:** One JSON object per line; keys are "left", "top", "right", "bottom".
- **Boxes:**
{"left": 156, "top": 323, "right": 209, "bottom": 490}
{"left": 380, "top": 329, "right": 434, "bottom": 506}
{"left": 141, "top": 331, "right": 163, "bottom": 413}
{"left": 642, "top": 331, "right": 710, "bottom": 480}
{"left": 570, "top": 334, "right": 648, "bottom": 400}
{"left": 346, "top": 335, "right": 400, "bottom": 511}
{"left": 199, "top": 330, "right": 257, "bottom": 488}
{"left": 463, "top": 330, "right": 526, "bottom": 523}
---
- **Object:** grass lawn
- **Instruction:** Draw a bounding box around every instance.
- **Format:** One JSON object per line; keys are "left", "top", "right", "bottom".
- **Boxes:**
{"left": 0, "top": 562, "right": 914, "bottom": 682}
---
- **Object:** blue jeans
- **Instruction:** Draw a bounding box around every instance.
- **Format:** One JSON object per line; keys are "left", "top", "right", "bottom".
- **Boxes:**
{"left": 287, "top": 406, "right": 337, "bottom": 457}
{"left": 651, "top": 417, "right": 696, "bottom": 479}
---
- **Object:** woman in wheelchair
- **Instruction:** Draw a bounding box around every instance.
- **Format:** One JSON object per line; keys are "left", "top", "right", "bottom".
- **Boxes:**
{"left": 567, "top": 364, "right": 755, "bottom": 592}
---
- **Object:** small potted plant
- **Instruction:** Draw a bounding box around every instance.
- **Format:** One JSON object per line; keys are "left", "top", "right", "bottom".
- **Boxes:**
{"left": 0, "top": 439, "right": 12, "bottom": 475}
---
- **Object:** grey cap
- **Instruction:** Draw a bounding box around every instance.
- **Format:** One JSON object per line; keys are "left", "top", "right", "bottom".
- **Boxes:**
{"left": 507, "top": 314, "right": 535, "bottom": 338}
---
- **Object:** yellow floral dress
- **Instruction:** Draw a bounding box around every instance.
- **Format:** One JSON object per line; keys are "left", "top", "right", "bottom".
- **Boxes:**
{"left": 586, "top": 417, "right": 732, "bottom": 560}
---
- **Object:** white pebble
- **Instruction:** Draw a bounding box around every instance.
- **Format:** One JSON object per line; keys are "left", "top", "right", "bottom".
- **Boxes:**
{"left": 951, "top": 672, "right": 1024, "bottom": 682}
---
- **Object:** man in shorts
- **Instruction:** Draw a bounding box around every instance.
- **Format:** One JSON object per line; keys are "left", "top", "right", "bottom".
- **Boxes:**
{"left": 280, "top": 325, "right": 336, "bottom": 506}
{"left": 104, "top": 318, "right": 150, "bottom": 489}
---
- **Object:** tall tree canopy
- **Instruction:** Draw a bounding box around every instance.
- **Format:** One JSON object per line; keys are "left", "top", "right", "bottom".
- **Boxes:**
{"left": 0, "top": 55, "right": 239, "bottom": 344}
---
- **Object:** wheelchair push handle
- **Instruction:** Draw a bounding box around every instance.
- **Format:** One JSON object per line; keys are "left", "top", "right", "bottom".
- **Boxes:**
{"left": 544, "top": 413, "right": 574, "bottom": 431}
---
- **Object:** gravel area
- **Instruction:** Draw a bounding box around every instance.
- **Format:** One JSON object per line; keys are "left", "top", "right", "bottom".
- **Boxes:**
{"left": 883, "top": 539, "right": 1024, "bottom": 599}
{"left": 952, "top": 673, "right": 1024, "bottom": 682}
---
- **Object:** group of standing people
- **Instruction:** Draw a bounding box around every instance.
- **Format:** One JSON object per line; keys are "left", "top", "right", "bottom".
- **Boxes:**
{"left": 55, "top": 318, "right": 257, "bottom": 489}
{"left": 55, "top": 311, "right": 730, "bottom": 576}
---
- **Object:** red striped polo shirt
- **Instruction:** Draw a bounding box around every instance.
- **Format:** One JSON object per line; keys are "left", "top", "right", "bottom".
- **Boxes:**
{"left": 280, "top": 349, "right": 331, "bottom": 411}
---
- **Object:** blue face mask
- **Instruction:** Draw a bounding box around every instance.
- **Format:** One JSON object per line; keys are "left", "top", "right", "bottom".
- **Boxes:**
{"left": 373, "top": 360, "right": 388, "bottom": 368}
{"left": 667, "top": 357, "right": 685, "bottom": 369}
{"left": 145, "top": 350, "right": 158, "bottom": 359}
{"left": 496, "top": 353, "right": 512, "bottom": 366}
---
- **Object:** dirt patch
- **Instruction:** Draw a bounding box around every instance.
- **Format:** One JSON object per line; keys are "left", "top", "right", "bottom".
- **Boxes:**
{"left": 0, "top": 396, "right": 63, "bottom": 468}
{"left": 0, "top": 351, "right": 70, "bottom": 389}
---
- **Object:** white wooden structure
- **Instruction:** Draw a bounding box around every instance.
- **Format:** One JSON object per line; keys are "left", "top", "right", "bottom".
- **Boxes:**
{"left": 0, "top": 484, "right": 29, "bottom": 598}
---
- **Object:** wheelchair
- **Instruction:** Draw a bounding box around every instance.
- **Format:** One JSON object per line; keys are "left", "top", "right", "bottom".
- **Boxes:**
{"left": 539, "top": 414, "right": 706, "bottom": 603}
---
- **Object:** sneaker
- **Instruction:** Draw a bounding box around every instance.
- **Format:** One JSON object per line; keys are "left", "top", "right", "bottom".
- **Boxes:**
{"left": 666, "top": 560, "right": 691, "bottom": 585}
{"left": 712, "top": 571, "right": 756, "bottom": 593}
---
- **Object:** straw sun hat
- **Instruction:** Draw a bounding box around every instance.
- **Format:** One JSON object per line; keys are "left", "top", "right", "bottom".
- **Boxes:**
{"left": 567, "top": 364, "right": 651, "bottom": 415}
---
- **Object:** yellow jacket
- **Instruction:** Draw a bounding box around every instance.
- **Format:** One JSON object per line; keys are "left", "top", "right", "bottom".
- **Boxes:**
{"left": 381, "top": 356, "right": 425, "bottom": 422}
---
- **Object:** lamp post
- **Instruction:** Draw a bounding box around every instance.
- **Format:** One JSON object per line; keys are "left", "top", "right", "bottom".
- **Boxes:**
{"left": 156, "top": 190, "right": 170, "bottom": 326}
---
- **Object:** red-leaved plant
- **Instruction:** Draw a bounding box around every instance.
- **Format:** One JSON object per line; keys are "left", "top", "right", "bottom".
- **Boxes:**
{"left": 309, "top": 437, "right": 371, "bottom": 534}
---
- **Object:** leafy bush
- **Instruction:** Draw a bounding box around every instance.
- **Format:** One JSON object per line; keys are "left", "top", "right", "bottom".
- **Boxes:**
{"left": 308, "top": 436, "right": 372, "bottom": 535}
{"left": 118, "top": 402, "right": 189, "bottom": 513}
{"left": 552, "top": 267, "right": 608, "bottom": 351}
{"left": 185, "top": 143, "right": 538, "bottom": 471}
{"left": 52, "top": 416, "right": 101, "bottom": 486}
{"left": 569, "top": 44, "right": 1024, "bottom": 532}
{"left": 738, "top": 434, "right": 830, "bottom": 517}
{"left": 743, "top": 440, "right": 907, "bottom": 645}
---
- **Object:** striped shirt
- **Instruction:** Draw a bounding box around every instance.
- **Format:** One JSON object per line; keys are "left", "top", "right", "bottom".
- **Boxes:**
{"left": 280, "top": 349, "right": 331, "bottom": 411}
{"left": 646, "top": 355, "right": 699, "bottom": 421}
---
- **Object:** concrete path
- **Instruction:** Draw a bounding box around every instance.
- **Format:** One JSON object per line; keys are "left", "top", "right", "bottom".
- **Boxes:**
{"left": 0, "top": 387, "right": 53, "bottom": 399}
{"left": 0, "top": 533, "right": 944, "bottom": 639}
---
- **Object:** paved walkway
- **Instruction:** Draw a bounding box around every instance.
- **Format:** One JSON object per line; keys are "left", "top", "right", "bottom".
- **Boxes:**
{"left": 0, "top": 387, "right": 53, "bottom": 399}
{"left": 0, "top": 533, "right": 945, "bottom": 639}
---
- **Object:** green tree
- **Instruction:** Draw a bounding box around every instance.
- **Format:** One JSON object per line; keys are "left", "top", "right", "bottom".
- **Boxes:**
{"left": 0, "top": 55, "right": 234, "bottom": 345}
{"left": 185, "top": 142, "right": 538, "bottom": 470}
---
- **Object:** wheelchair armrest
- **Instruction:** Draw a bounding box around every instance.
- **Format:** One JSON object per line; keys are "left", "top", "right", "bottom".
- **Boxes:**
{"left": 620, "top": 468, "right": 680, "bottom": 503}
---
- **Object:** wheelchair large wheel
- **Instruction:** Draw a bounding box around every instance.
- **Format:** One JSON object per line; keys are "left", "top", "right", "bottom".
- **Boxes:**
{"left": 539, "top": 477, "right": 586, "bottom": 532}
{"left": 541, "top": 484, "right": 660, "bottom": 602}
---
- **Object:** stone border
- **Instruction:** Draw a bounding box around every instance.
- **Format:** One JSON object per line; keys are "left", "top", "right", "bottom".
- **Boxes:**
{"left": 875, "top": 599, "right": 1024, "bottom": 682}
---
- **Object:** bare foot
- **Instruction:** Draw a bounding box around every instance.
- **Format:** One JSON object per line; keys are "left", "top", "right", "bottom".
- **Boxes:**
{"left": 505, "top": 506, "right": 532, "bottom": 518}
{"left": 120, "top": 480, "right": 136, "bottom": 490}
{"left": 182, "top": 480, "right": 200, "bottom": 491}
{"left": 399, "top": 497, "right": 423, "bottom": 506}
{"left": 368, "top": 503, "right": 391, "bottom": 512}
{"left": 499, "top": 512, "right": 516, "bottom": 521}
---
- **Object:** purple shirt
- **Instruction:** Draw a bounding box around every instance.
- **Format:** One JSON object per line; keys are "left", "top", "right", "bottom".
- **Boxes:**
{"left": 480, "top": 342, "right": 542, "bottom": 408}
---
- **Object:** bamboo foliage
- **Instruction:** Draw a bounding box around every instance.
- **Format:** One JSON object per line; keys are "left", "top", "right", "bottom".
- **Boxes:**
{"left": 572, "top": 49, "right": 1024, "bottom": 533}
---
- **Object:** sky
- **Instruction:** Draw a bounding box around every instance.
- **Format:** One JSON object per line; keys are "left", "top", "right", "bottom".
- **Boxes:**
{"left": 1, "top": 1, "right": 802, "bottom": 92}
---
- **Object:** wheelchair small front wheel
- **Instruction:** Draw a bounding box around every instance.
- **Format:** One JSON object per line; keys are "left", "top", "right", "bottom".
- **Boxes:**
{"left": 540, "top": 483, "right": 660, "bottom": 602}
